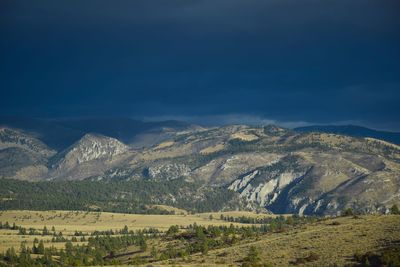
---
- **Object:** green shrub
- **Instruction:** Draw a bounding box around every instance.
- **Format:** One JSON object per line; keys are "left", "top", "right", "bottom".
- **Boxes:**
{"left": 390, "top": 204, "right": 400, "bottom": 215}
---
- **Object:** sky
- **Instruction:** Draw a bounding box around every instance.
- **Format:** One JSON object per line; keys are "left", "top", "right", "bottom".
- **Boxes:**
{"left": 1, "top": 0, "right": 400, "bottom": 130}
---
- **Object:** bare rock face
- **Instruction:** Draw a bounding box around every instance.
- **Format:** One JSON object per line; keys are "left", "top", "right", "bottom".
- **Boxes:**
{"left": 55, "top": 134, "right": 128, "bottom": 165}
{"left": 233, "top": 171, "right": 305, "bottom": 206}
{"left": 147, "top": 163, "right": 191, "bottom": 180}
{"left": 191, "top": 152, "right": 282, "bottom": 185}
{"left": 228, "top": 155, "right": 309, "bottom": 212}
{"left": 49, "top": 134, "right": 130, "bottom": 180}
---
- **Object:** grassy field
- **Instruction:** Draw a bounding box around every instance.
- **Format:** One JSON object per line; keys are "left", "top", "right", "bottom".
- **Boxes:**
{"left": 0, "top": 210, "right": 276, "bottom": 253}
{"left": 0, "top": 210, "right": 276, "bottom": 232}
{"left": 1, "top": 210, "right": 399, "bottom": 266}
{"left": 163, "top": 215, "right": 400, "bottom": 266}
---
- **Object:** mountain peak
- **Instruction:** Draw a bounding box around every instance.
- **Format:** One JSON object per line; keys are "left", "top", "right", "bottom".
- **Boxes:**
{"left": 55, "top": 133, "right": 129, "bottom": 168}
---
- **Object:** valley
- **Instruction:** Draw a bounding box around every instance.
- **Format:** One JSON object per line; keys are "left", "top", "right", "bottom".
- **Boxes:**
{"left": 1, "top": 119, "right": 400, "bottom": 266}
{"left": 3, "top": 0, "right": 399, "bottom": 265}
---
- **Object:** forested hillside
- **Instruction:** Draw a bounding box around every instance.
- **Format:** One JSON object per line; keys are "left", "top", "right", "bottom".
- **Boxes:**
{"left": 0, "top": 178, "right": 241, "bottom": 214}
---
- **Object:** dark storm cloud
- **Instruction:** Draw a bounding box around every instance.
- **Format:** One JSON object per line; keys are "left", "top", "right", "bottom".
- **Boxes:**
{"left": 1, "top": 0, "right": 399, "bottom": 130}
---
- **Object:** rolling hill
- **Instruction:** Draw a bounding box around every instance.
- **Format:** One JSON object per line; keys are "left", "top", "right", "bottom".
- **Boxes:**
{"left": 295, "top": 124, "right": 400, "bottom": 145}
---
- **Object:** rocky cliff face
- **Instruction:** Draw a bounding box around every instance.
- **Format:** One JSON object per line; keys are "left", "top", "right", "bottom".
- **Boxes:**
{"left": 55, "top": 133, "right": 128, "bottom": 165}
{"left": 49, "top": 134, "right": 131, "bottom": 180}
{"left": 228, "top": 157, "right": 310, "bottom": 213}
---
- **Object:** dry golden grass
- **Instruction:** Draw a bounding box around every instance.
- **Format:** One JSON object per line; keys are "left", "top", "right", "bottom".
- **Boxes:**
{"left": 132, "top": 142, "right": 193, "bottom": 162}
{"left": 199, "top": 144, "right": 225, "bottom": 154}
{"left": 201, "top": 211, "right": 288, "bottom": 219}
{"left": 164, "top": 215, "right": 400, "bottom": 267}
{"left": 2, "top": 210, "right": 397, "bottom": 267}
{"left": 0, "top": 210, "right": 247, "bottom": 233}
{"left": 230, "top": 132, "right": 259, "bottom": 141}
{"left": 154, "top": 141, "right": 175, "bottom": 150}
{"left": 0, "top": 229, "right": 85, "bottom": 254}
{"left": 0, "top": 210, "right": 266, "bottom": 253}
{"left": 149, "top": 205, "right": 188, "bottom": 215}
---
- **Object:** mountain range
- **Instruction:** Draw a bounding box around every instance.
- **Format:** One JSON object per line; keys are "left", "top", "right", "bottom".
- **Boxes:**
{"left": 0, "top": 117, "right": 399, "bottom": 216}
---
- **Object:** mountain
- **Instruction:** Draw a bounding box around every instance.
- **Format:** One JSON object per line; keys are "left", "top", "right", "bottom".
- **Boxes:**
{"left": 0, "top": 128, "right": 56, "bottom": 180}
{"left": 54, "top": 117, "right": 194, "bottom": 146}
{"left": 48, "top": 133, "right": 132, "bottom": 180}
{"left": 0, "top": 117, "right": 85, "bottom": 151}
{"left": 295, "top": 125, "right": 400, "bottom": 145}
{"left": 117, "top": 125, "right": 400, "bottom": 215}
{"left": 0, "top": 127, "right": 56, "bottom": 157}
{"left": 0, "top": 116, "right": 196, "bottom": 151}
{"left": 0, "top": 123, "right": 399, "bottom": 215}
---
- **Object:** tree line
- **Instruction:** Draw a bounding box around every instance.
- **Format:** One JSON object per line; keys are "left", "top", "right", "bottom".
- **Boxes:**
{"left": 0, "top": 178, "right": 238, "bottom": 214}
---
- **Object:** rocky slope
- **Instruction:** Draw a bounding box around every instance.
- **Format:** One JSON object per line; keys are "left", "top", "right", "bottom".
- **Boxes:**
{"left": 0, "top": 128, "right": 56, "bottom": 180}
{"left": 48, "top": 133, "right": 132, "bottom": 180}
{"left": 0, "top": 124, "right": 399, "bottom": 215}
{"left": 120, "top": 125, "right": 400, "bottom": 215}
{"left": 0, "top": 128, "right": 55, "bottom": 157}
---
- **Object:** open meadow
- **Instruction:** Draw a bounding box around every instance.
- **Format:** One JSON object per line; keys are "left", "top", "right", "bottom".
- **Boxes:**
{"left": 0, "top": 209, "right": 276, "bottom": 254}
{"left": 0, "top": 210, "right": 399, "bottom": 266}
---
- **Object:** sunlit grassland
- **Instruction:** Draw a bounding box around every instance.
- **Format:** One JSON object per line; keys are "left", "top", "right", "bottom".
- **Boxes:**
{"left": 0, "top": 209, "right": 277, "bottom": 253}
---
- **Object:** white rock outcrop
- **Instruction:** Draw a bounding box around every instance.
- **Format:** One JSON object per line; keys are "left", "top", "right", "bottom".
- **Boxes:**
{"left": 148, "top": 163, "right": 190, "bottom": 180}
{"left": 55, "top": 134, "right": 129, "bottom": 170}
{"left": 229, "top": 170, "right": 306, "bottom": 209}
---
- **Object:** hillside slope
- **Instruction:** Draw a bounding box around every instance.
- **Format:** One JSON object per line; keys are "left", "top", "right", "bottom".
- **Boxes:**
{"left": 295, "top": 124, "right": 400, "bottom": 145}
{"left": 0, "top": 128, "right": 56, "bottom": 180}
{"left": 0, "top": 124, "right": 399, "bottom": 215}
{"left": 48, "top": 133, "right": 132, "bottom": 180}
{"left": 165, "top": 215, "right": 400, "bottom": 267}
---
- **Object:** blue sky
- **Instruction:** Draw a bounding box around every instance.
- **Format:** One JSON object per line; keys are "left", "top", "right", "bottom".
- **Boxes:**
{"left": 1, "top": 0, "right": 399, "bottom": 130}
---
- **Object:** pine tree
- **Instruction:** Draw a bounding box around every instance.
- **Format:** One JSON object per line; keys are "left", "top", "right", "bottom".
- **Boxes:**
{"left": 151, "top": 246, "right": 158, "bottom": 259}
{"left": 19, "top": 242, "right": 33, "bottom": 266}
{"left": 42, "top": 226, "right": 49, "bottom": 235}
{"left": 122, "top": 225, "right": 129, "bottom": 234}
{"left": 201, "top": 239, "right": 209, "bottom": 255}
{"left": 65, "top": 240, "right": 73, "bottom": 255}
{"left": 343, "top": 208, "right": 354, "bottom": 216}
{"left": 37, "top": 240, "right": 45, "bottom": 254}
{"left": 245, "top": 245, "right": 261, "bottom": 265}
{"left": 390, "top": 204, "right": 400, "bottom": 215}
{"left": 139, "top": 238, "right": 147, "bottom": 251}
{"left": 5, "top": 247, "right": 17, "bottom": 263}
